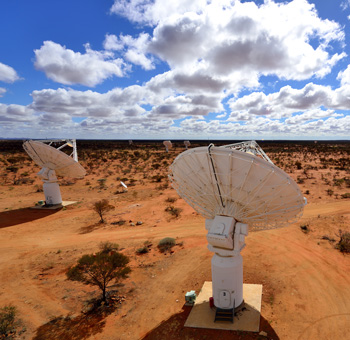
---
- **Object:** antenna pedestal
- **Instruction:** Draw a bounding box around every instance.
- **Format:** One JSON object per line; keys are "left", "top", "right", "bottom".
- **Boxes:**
{"left": 43, "top": 182, "right": 62, "bottom": 205}
{"left": 211, "top": 253, "right": 243, "bottom": 309}
{"left": 206, "top": 216, "right": 248, "bottom": 310}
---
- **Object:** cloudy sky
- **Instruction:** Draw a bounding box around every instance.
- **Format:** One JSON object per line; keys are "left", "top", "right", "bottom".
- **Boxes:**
{"left": 1, "top": 0, "right": 350, "bottom": 140}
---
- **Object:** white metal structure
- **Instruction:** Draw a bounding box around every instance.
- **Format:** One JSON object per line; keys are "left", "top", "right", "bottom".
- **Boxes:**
{"left": 163, "top": 140, "right": 172, "bottom": 152}
{"left": 169, "top": 143, "right": 306, "bottom": 310}
{"left": 23, "top": 139, "right": 86, "bottom": 206}
{"left": 223, "top": 140, "right": 273, "bottom": 164}
{"left": 184, "top": 140, "right": 191, "bottom": 150}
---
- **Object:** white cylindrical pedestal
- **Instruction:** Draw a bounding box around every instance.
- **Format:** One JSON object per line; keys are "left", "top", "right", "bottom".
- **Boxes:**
{"left": 211, "top": 253, "right": 243, "bottom": 309}
{"left": 43, "top": 182, "right": 62, "bottom": 205}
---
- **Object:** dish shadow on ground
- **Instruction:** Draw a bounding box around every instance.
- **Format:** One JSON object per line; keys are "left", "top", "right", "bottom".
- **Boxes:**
{"left": 142, "top": 305, "right": 280, "bottom": 340}
{"left": 0, "top": 208, "right": 60, "bottom": 229}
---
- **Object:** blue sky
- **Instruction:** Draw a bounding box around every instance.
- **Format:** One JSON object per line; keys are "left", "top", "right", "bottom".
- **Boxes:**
{"left": 0, "top": 0, "right": 350, "bottom": 139}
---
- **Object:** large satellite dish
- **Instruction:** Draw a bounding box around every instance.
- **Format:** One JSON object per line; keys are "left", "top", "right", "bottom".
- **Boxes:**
{"left": 169, "top": 141, "right": 306, "bottom": 318}
{"left": 23, "top": 139, "right": 86, "bottom": 206}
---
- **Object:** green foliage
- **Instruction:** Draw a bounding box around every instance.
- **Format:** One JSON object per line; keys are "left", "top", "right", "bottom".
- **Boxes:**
{"left": 67, "top": 251, "right": 131, "bottom": 302}
{"left": 0, "top": 305, "right": 17, "bottom": 338}
{"left": 158, "top": 237, "right": 176, "bottom": 253}
{"left": 136, "top": 247, "right": 149, "bottom": 255}
{"left": 93, "top": 199, "right": 114, "bottom": 223}
{"left": 341, "top": 193, "right": 350, "bottom": 199}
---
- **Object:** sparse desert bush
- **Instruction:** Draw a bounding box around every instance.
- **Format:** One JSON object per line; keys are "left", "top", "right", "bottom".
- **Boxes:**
{"left": 158, "top": 237, "right": 176, "bottom": 253}
{"left": 300, "top": 224, "right": 310, "bottom": 233}
{"left": 97, "top": 178, "right": 107, "bottom": 189}
{"left": 335, "top": 230, "right": 350, "bottom": 253}
{"left": 0, "top": 305, "right": 18, "bottom": 338}
{"left": 99, "top": 241, "right": 119, "bottom": 253}
{"left": 165, "top": 197, "right": 177, "bottom": 203}
{"left": 326, "top": 189, "right": 334, "bottom": 196}
{"left": 341, "top": 193, "right": 350, "bottom": 199}
{"left": 67, "top": 251, "right": 131, "bottom": 303}
{"left": 295, "top": 161, "right": 302, "bottom": 169}
{"left": 93, "top": 199, "right": 114, "bottom": 223}
{"left": 136, "top": 246, "right": 149, "bottom": 255}
{"left": 165, "top": 205, "right": 182, "bottom": 218}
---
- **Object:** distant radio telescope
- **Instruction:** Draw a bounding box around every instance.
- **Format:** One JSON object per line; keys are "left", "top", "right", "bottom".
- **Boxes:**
{"left": 23, "top": 139, "right": 86, "bottom": 206}
{"left": 184, "top": 140, "right": 191, "bottom": 150}
{"left": 163, "top": 140, "right": 172, "bottom": 152}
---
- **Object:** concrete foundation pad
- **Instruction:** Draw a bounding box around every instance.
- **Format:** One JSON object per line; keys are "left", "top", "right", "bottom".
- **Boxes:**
{"left": 185, "top": 281, "right": 262, "bottom": 332}
{"left": 30, "top": 201, "right": 78, "bottom": 210}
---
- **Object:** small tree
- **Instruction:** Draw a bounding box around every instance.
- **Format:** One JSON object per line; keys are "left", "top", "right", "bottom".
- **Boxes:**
{"left": 93, "top": 199, "right": 114, "bottom": 223}
{"left": 67, "top": 251, "right": 131, "bottom": 303}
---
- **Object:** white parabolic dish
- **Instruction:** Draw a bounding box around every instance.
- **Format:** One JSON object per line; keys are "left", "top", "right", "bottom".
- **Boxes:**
{"left": 23, "top": 141, "right": 86, "bottom": 178}
{"left": 169, "top": 146, "right": 306, "bottom": 230}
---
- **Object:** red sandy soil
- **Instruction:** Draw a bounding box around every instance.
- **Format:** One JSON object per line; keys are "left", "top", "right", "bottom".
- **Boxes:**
{"left": 0, "top": 141, "right": 349, "bottom": 340}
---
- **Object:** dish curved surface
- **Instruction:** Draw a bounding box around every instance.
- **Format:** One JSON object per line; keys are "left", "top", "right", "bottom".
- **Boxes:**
{"left": 169, "top": 146, "right": 305, "bottom": 230}
{"left": 23, "top": 141, "right": 86, "bottom": 178}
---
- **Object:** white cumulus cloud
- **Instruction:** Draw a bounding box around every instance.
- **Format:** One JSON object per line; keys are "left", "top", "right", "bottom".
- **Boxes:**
{"left": 34, "top": 41, "right": 127, "bottom": 87}
{"left": 0, "top": 62, "right": 20, "bottom": 83}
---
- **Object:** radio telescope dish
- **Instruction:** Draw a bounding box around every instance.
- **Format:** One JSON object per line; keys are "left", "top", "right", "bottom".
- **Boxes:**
{"left": 23, "top": 139, "right": 86, "bottom": 206}
{"left": 184, "top": 140, "right": 191, "bottom": 150}
{"left": 169, "top": 142, "right": 306, "bottom": 317}
{"left": 163, "top": 140, "right": 172, "bottom": 153}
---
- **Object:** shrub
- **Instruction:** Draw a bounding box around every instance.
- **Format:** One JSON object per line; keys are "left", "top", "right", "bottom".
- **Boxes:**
{"left": 326, "top": 189, "right": 334, "bottom": 196}
{"left": 295, "top": 161, "right": 302, "bottom": 170}
{"left": 158, "top": 237, "right": 176, "bottom": 253}
{"left": 335, "top": 230, "right": 350, "bottom": 253}
{"left": 93, "top": 199, "right": 114, "bottom": 223}
{"left": 99, "top": 241, "right": 119, "bottom": 253}
{"left": 165, "top": 206, "right": 182, "bottom": 218}
{"left": 0, "top": 305, "right": 17, "bottom": 338}
{"left": 341, "top": 193, "right": 350, "bottom": 199}
{"left": 300, "top": 224, "right": 310, "bottom": 233}
{"left": 165, "top": 197, "right": 177, "bottom": 203}
{"left": 67, "top": 251, "right": 131, "bottom": 303}
{"left": 136, "top": 246, "right": 149, "bottom": 255}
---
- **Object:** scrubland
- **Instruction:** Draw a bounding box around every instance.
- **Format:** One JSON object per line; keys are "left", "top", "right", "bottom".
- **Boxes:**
{"left": 0, "top": 140, "right": 349, "bottom": 340}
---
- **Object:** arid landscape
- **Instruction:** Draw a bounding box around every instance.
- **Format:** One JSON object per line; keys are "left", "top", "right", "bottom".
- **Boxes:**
{"left": 0, "top": 140, "right": 349, "bottom": 340}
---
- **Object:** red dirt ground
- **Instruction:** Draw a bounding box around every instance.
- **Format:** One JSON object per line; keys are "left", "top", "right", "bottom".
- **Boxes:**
{"left": 0, "top": 141, "right": 349, "bottom": 340}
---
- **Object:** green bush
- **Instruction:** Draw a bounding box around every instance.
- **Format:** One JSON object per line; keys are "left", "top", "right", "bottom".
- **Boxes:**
{"left": 136, "top": 246, "right": 149, "bottom": 255}
{"left": 341, "top": 193, "right": 350, "bottom": 199}
{"left": 158, "top": 237, "right": 176, "bottom": 253}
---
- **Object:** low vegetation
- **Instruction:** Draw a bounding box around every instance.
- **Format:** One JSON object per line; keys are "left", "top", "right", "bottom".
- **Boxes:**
{"left": 0, "top": 305, "right": 20, "bottom": 339}
{"left": 158, "top": 237, "right": 176, "bottom": 253}
{"left": 67, "top": 250, "right": 131, "bottom": 304}
{"left": 335, "top": 230, "right": 350, "bottom": 253}
{"left": 165, "top": 205, "right": 182, "bottom": 218}
{"left": 93, "top": 199, "right": 114, "bottom": 223}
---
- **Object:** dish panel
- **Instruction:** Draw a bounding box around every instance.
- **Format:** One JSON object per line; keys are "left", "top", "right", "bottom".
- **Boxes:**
{"left": 169, "top": 146, "right": 305, "bottom": 230}
{"left": 23, "top": 141, "right": 86, "bottom": 178}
